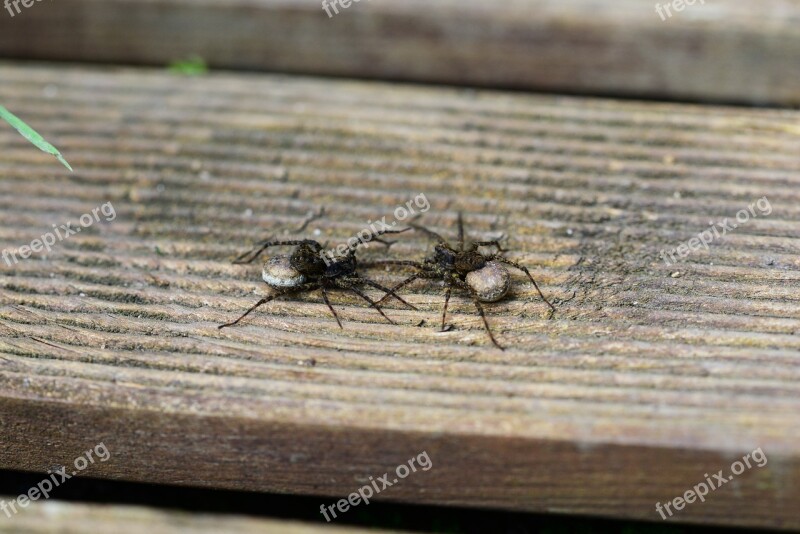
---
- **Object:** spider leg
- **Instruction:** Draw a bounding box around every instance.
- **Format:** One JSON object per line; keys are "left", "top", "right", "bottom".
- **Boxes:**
{"left": 347, "top": 228, "right": 412, "bottom": 256}
{"left": 440, "top": 286, "right": 452, "bottom": 332}
{"left": 472, "top": 239, "right": 506, "bottom": 253}
{"left": 372, "top": 237, "right": 393, "bottom": 247}
{"left": 361, "top": 279, "right": 418, "bottom": 310}
{"left": 408, "top": 223, "right": 448, "bottom": 244}
{"left": 490, "top": 256, "right": 555, "bottom": 312}
{"left": 232, "top": 239, "right": 273, "bottom": 264}
{"left": 374, "top": 271, "right": 425, "bottom": 305}
{"left": 320, "top": 287, "right": 343, "bottom": 329}
{"left": 372, "top": 227, "right": 412, "bottom": 238}
{"left": 292, "top": 207, "right": 325, "bottom": 233}
{"left": 471, "top": 295, "right": 504, "bottom": 350}
{"left": 346, "top": 285, "right": 396, "bottom": 325}
{"left": 453, "top": 279, "right": 504, "bottom": 349}
{"left": 233, "top": 239, "right": 319, "bottom": 264}
{"left": 218, "top": 285, "right": 317, "bottom": 329}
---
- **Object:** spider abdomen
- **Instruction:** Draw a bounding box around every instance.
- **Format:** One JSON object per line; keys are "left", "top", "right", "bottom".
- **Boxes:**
{"left": 466, "top": 260, "right": 510, "bottom": 302}
{"left": 262, "top": 255, "right": 307, "bottom": 288}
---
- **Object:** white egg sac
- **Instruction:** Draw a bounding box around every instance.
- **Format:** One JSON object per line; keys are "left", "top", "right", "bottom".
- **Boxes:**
{"left": 262, "top": 255, "right": 306, "bottom": 288}
{"left": 465, "top": 261, "right": 510, "bottom": 302}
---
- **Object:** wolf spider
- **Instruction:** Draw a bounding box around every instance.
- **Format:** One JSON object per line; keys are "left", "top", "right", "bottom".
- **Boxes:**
{"left": 365, "top": 214, "right": 555, "bottom": 349}
{"left": 218, "top": 229, "right": 416, "bottom": 330}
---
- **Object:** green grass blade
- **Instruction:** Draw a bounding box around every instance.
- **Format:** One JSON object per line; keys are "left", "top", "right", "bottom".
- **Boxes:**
{"left": 168, "top": 56, "right": 208, "bottom": 76}
{"left": 0, "top": 105, "right": 73, "bottom": 172}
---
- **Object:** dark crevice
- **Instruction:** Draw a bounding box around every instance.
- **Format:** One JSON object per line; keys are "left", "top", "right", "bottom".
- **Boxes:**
{"left": 0, "top": 469, "right": 778, "bottom": 533}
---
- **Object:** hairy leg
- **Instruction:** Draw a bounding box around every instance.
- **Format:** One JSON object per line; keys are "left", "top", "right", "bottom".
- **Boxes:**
{"left": 320, "top": 287, "right": 343, "bottom": 328}
{"left": 360, "top": 278, "right": 418, "bottom": 310}
{"left": 453, "top": 279, "right": 504, "bottom": 349}
{"left": 373, "top": 271, "right": 435, "bottom": 305}
{"left": 409, "top": 223, "right": 448, "bottom": 245}
{"left": 347, "top": 228, "right": 412, "bottom": 256}
{"left": 440, "top": 286, "right": 452, "bottom": 332}
{"left": 346, "top": 285, "right": 397, "bottom": 325}
{"left": 218, "top": 284, "right": 319, "bottom": 329}
{"left": 471, "top": 239, "right": 505, "bottom": 252}
{"left": 233, "top": 239, "right": 319, "bottom": 264}
{"left": 491, "top": 256, "right": 555, "bottom": 312}
{"left": 292, "top": 207, "right": 325, "bottom": 234}
{"left": 471, "top": 296, "right": 504, "bottom": 350}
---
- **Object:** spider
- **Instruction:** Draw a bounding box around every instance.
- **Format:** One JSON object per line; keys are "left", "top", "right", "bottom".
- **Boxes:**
{"left": 218, "top": 229, "right": 416, "bottom": 330}
{"left": 365, "top": 213, "right": 555, "bottom": 350}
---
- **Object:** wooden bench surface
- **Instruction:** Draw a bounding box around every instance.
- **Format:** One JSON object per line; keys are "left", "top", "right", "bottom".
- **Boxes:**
{"left": 0, "top": 497, "right": 400, "bottom": 534}
{"left": 0, "top": 63, "right": 799, "bottom": 530}
{"left": 0, "top": 0, "right": 799, "bottom": 105}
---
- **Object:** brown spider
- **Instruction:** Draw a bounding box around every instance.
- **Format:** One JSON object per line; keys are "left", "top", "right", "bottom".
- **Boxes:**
{"left": 218, "top": 229, "right": 416, "bottom": 330}
{"left": 365, "top": 214, "right": 555, "bottom": 349}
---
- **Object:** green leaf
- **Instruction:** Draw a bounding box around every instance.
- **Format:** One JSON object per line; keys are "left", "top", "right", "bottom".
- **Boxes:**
{"left": 0, "top": 105, "right": 73, "bottom": 172}
{"left": 168, "top": 56, "right": 208, "bottom": 76}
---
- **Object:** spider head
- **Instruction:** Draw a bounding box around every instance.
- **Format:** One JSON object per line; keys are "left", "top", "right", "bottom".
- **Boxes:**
{"left": 433, "top": 243, "right": 458, "bottom": 270}
{"left": 324, "top": 254, "right": 356, "bottom": 279}
{"left": 289, "top": 240, "right": 326, "bottom": 276}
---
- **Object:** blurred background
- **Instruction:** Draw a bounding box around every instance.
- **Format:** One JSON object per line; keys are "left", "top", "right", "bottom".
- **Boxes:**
{"left": 1, "top": 0, "right": 799, "bottom": 105}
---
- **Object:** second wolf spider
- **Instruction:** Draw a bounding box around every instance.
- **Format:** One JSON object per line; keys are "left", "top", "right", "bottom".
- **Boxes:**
{"left": 365, "top": 214, "right": 555, "bottom": 349}
{"left": 218, "top": 229, "right": 415, "bottom": 330}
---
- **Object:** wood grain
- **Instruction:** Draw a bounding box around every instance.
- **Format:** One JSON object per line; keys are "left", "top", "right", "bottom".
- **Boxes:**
{"left": 0, "top": 63, "right": 799, "bottom": 530}
{"left": 0, "top": 498, "right": 401, "bottom": 533}
{"left": 0, "top": 0, "right": 799, "bottom": 105}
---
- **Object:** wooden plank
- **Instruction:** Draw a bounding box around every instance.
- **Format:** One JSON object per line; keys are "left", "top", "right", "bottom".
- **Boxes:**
{"left": 0, "top": 0, "right": 799, "bottom": 105}
{"left": 0, "top": 498, "right": 402, "bottom": 533}
{"left": 0, "top": 63, "right": 799, "bottom": 530}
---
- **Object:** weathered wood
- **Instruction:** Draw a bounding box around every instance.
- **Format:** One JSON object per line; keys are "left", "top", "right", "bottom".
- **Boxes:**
{"left": 0, "top": 498, "right": 399, "bottom": 533}
{"left": 0, "top": 63, "right": 799, "bottom": 530}
{"left": 0, "top": 0, "right": 799, "bottom": 105}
